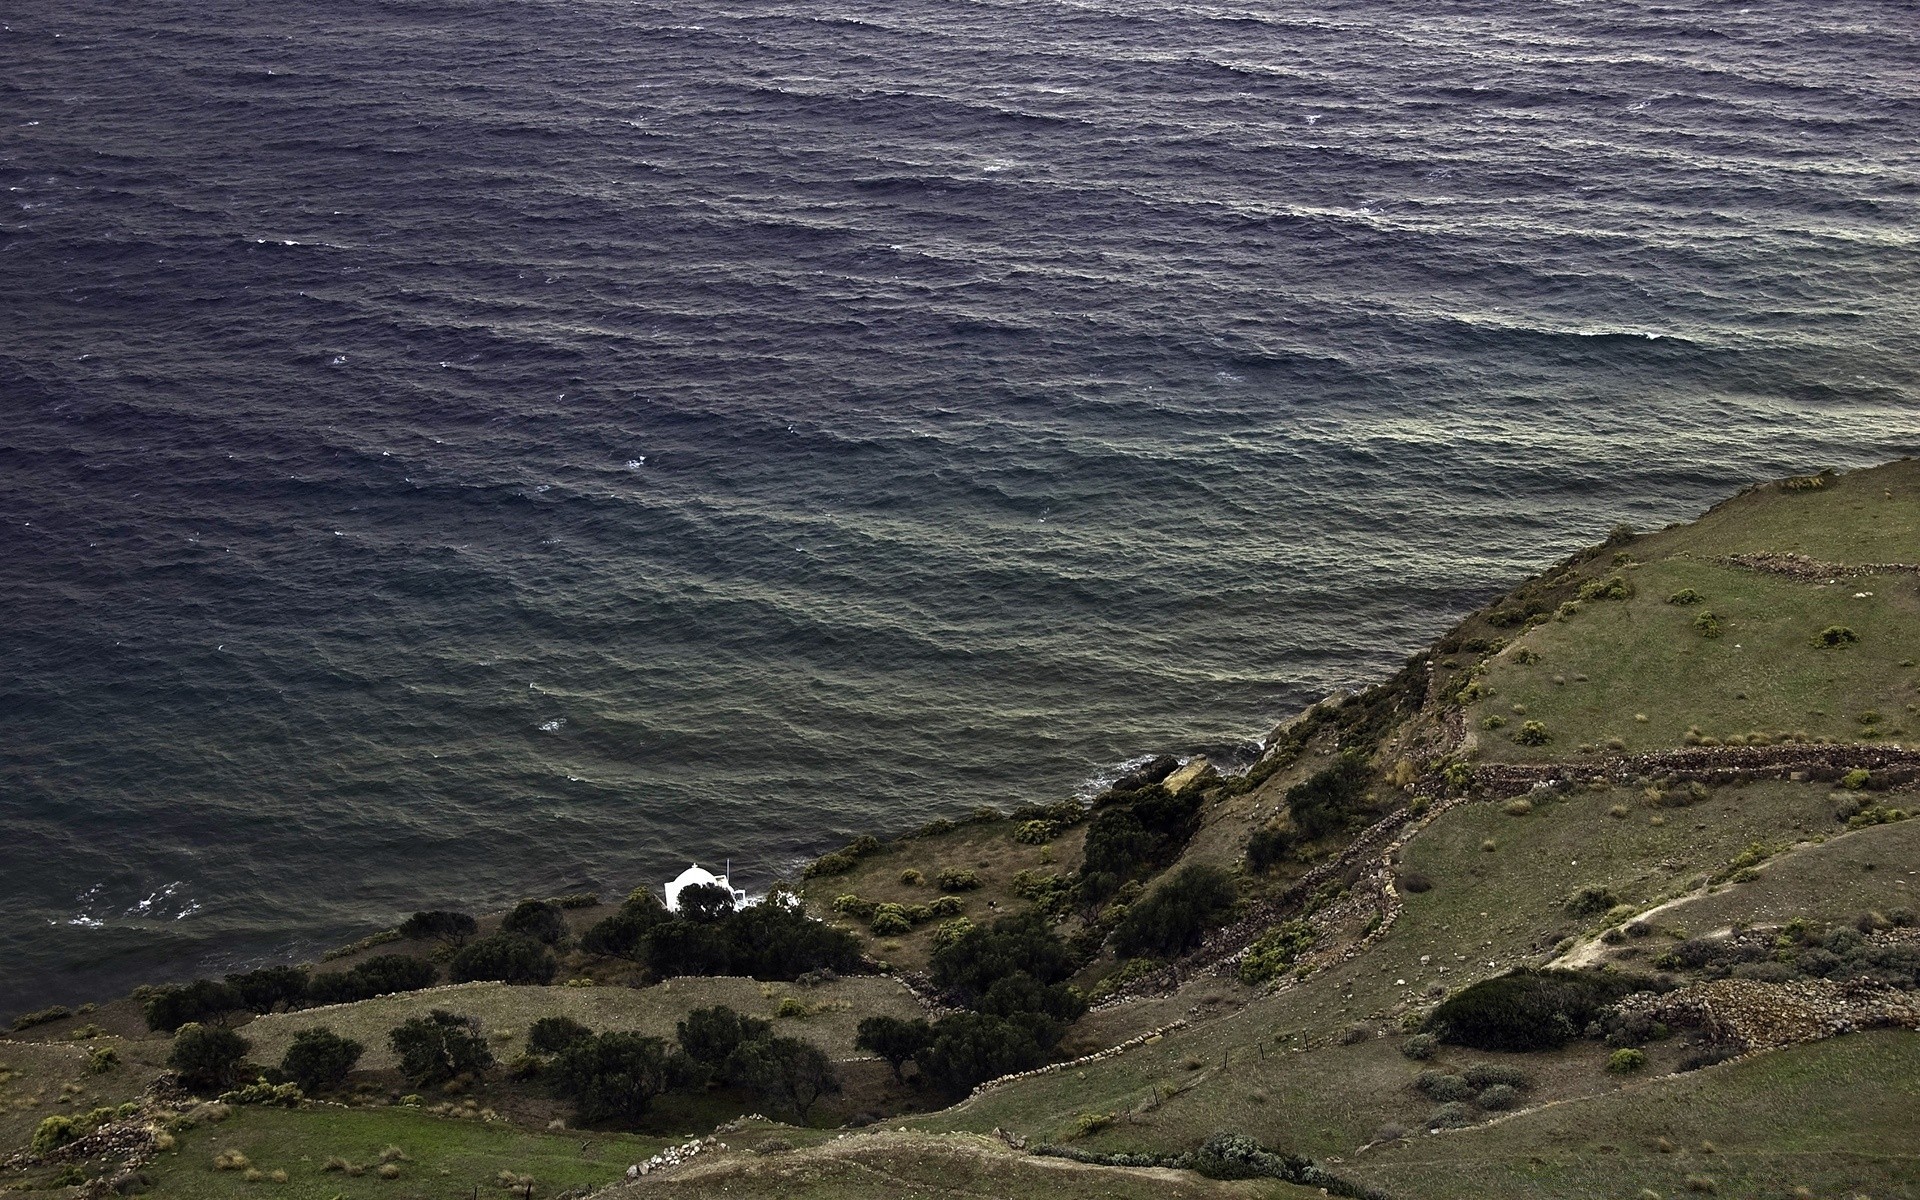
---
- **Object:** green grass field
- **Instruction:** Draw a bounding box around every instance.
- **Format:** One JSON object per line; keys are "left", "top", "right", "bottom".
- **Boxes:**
{"left": 1657, "top": 458, "right": 1920, "bottom": 567}
{"left": 1470, "top": 559, "right": 1919, "bottom": 760}
{"left": 0, "top": 1034, "right": 168, "bottom": 1155}
{"left": 142, "top": 1102, "right": 668, "bottom": 1199}
{"left": 1343, "top": 1030, "right": 1920, "bottom": 1199}
{"left": 241, "top": 976, "right": 924, "bottom": 1073}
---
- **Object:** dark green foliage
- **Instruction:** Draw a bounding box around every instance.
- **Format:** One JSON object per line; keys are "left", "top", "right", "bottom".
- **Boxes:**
{"left": 527, "top": 1016, "right": 595, "bottom": 1055}
{"left": 278, "top": 1028, "right": 363, "bottom": 1093}
{"left": 1112, "top": 864, "right": 1238, "bottom": 958}
{"left": 1413, "top": 1070, "right": 1474, "bottom": 1102}
{"left": 1462, "top": 1062, "right": 1529, "bottom": 1089}
{"left": 168, "top": 1023, "right": 252, "bottom": 1093}
{"left": 224, "top": 966, "right": 309, "bottom": 1013}
{"left": 144, "top": 979, "right": 242, "bottom": 1033}
{"left": 643, "top": 901, "right": 864, "bottom": 980}
{"left": 1245, "top": 823, "right": 1296, "bottom": 872}
{"left": 918, "top": 1012, "right": 1048, "bottom": 1094}
{"left": 676, "top": 1005, "right": 774, "bottom": 1075}
{"left": 397, "top": 910, "right": 478, "bottom": 946}
{"left": 501, "top": 899, "right": 569, "bottom": 945}
{"left": 855, "top": 1015, "right": 932, "bottom": 1081}
{"left": 1284, "top": 752, "right": 1375, "bottom": 841}
{"left": 449, "top": 933, "right": 557, "bottom": 984}
{"left": 1428, "top": 969, "right": 1649, "bottom": 1051}
{"left": 929, "top": 912, "right": 1076, "bottom": 1003}
{"left": 550, "top": 1033, "right": 670, "bottom": 1124}
{"left": 1564, "top": 886, "right": 1619, "bottom": 918}
{"left": 305, "top": 955, "right": 437, "bottom": 1005}
{"left": 676, "top": 883, "right": 739, "bottom": 924}
{"left": 1816, "top": 624, "right": 1860, "bottom": 647}
{"left": 1078, "top": 783, "right": 1206, "bottom": 901}
{"left": 389, "top": 1010, "right": 494, "bottom": 1087}
{"left": 1400, "top": 1034, "right": 1437, "bottom": 1061}
{"left": 727, "top": 1035, "right": 841, "bottom": 1123}
{"left": 582, "top": 895, "right": 673, "bottom": 960}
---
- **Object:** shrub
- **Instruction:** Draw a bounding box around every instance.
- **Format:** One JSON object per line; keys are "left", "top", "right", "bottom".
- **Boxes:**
{"left": 1477, "top": 1083, "right": 1521, "bottom": 1110}
{"left": 1565, "top": 886, "right": 1619, "bottom": 917}
{"left": 1842, "top": 768, "right": 1871, "bottom": 790}
{"left": 1513, "top": 721, "right": 1551, "bottom": 746}
{"left": 9, "top": 1005, "right": 72, "bottom": 1032}
{"left": 170, "top": 1023, "right": 253, "bottom": 1093}
{"left": 143, "top": 979, "right": 243, "bottom": 1033}
{"left": 224, "top": 966, "right": 310, "bottom": 1013}
{"left": 449, "top": 933, "right": 556, "bottom": 985}
{"left": 930, "top": 911, "right": 1076, "bottom": 1001}
{"left": 898, "top": 869, "right": 924, "bottom": 886}
{"left": 1238, "top": 921, "right": 1316, "bottom": 986}
{"left": 803, "top": 851, "right": 857, "bottom": 878}
{"left": 927, "top": 895, "right": 964, "bottom": 918}
{"left": 1427, "top": 1101, "right": 1476, "bottom": 1129}
{"left": 1815, "top": 625, "right": 1859, "bottom": 647}
{"left": 930, "top": 917, "right": 974, "bottom": 949}
{"left": 349, "top": 954, "right": 438, "bottom": 997}
{"left": 579, "top": 907, "right": 667, "bottom": 960}
{"left": 677, "top": 1006, "right": 773, "bottom": 1072}
{"left": 1694, "top": 610, "right": 1723, "bottom": 638}
{"left": 279, "top": 1028, "right": 363, "bottom": 1093}
{"left": 1462, "top": 1062, "right": 1529, "bottom": 1089}
{"left": 397, "top": 910, "right": 478, "bottom": 946}
{"left": 1607, "top": 1047, "right": 1647, "bottom": 1073}
{"left": 1414, "top": 1070, "right": 1474, "bottom": 1102}
{"left": 87, "top": 1045, "right": 118, "bottom": 1074}
{"left": 1013, "top": 820, "right": 1059, "bottom": 845}
{"left": 389, "top": 1011, "right": 493, "bottom": 1088}
{"left": 1283, "top": 752, "right": 1374, "bottom": 841}
{"left": 550, "top": 1033, "right": 670, "bottom": 1124}
{"left": 1667, "top": 588, "right": 1704, "bottom": 605}
{"left": 1400, "top": 1034, "right": 1438, "bottom": 1061}
{"left": 1245, "top": 824, "right": 1295, "bottom": 872}
{"left": 1504, "top": 798, "right": 1534, "bottom": 816}
{"left": 646, "top": 901, "right": 864, "bottom": 980}
{"left": 1113, "top": 864, "right": 1238, "bottom": 959}
{"left": 1577, "top": 575, "right": 1633, "bottom": 602}
{"left": 918, "top": 1012, "right": 1047, "bottom": 1094}
{"left": 527, "top": 1016, "right": 595, "bottom": 1055}
{"left": 32, "top": 1115, "right": 82, "bottom": 1154}
{"left": 501, "top": 899, "right": 570, "bottom": 946}
{"left": 1428, "top": 969, "right": 1648, "bottom": 1051}
{"left": 855, "top": 1015, "right": 933, "bottom": 1082}
{"left": 936, "top": 868, "right": 982, "bottom": 892}
{"left": 869, "top": 904, "right": 912, "bottom": 936}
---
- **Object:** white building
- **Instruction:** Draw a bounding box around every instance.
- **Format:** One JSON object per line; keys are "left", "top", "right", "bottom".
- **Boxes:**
{"left": 662, "top": 863, "right": 747, "bottom": 913}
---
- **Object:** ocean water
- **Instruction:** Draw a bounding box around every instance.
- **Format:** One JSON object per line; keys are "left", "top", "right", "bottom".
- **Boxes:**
{"left": 2, "top": 0, "right": 1915, "bottom": 1015}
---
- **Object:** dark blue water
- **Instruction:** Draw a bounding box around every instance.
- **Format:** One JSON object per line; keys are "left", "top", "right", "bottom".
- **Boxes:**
{"left": 3, "top": 0, "right": 1916, "bottom": 1015}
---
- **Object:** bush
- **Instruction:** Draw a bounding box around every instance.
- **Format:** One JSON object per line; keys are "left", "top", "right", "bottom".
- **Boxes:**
{"left": 501, "top": 899, "right": 569, "bottom": 946}
{"left": 927, "top": 895, "right": 964, "bottom": 918}
{"left": 1283, "top": 753, "right": 1374, "bottom": 841}
{"left": 449, "top": 933, "right": 556, "bottom": 985}
{"left": 1514, "top": 721, "right": 1551, "bottom": 746}
{"left": 1842, "top": 768, "right": 1872, "bottom": 790}
{"left": 1238, "top": 921, "right": 1316, "bottom": 986}
{"left": 388, "top": 1011, "right": 493, "bottom": 1088}
{"left": 9, "top": 1005, "right": 72, "bottom": 1032}
{"left": 644, "top": 900, "right": 864, "bottom": 981}
{"left": 224, "top": 966, "right": 309, "bottom": 1013}
{"left": 855, "top": 1015, "right": 932, "bottom": 1082}
{"left": 1815, "top": 625, "right": 1859, "bottom": 648}
{"left": 170, "top": 1023, "right": 253, "bottom": 1093}
{"left": 930, "top": 911, "right": 1076, "bottom": 1002}
{"left": 580, "top": 906, "right": 667, "bottom": 960}
{"left": 1414, "top": 1071, "right": 1474, "bottom": 1102}
{"left": 1693, "top": 610, "right": 1723, "bottom": 638}
{"left": 936, "top": 868, "right": 982, "bottom": 892}
{"left": 898, "top": 869, "right": 924, "bottom": 886}
{"left": 1245, "top": 824, "right": 1295, "bottom": 872}
{"left": 527, "top": 1016, "right": 595, "bottom": 1055}
{"left": 918, "top": 1012, "right": 1047, "bottom": 1094}
{"left": 677, "top": 1006, "right": 773, "bottom": 1073}
{"left": 32, "top": 1115, "right": 83, "bottom": 1154}
{"left": 1667, "top": 588, "right": 1704, "bottom": 605}
{"left": 1565, "top": 886, "right": 1619, "bottom": 918}
{"left": 1577, "top": 575, "right": 1633, "bottom": 602}
{"left": 869, "top": 904, "right": 912, "bottom": 936}
{"left": 1400, "top": 1034, "right": 1438, "bottom": 1061}
{"left": 1462, "top": 1062, "right": 1529, "bottom": 1089}
{"left": 1013, "top": 820, "right": 1059, "bottom": 845}
{"left": 397, "top": 911, "right": 478, "bottom": 946}
{"left": 802, "top": 851, "right": 858, "bottom": 879}
{"left": 550, "top": 1033, "right": 670, "bottom": 1124}
{"left": 1112, "top": 864, "right": 1238, "bottom": 959}
{"left": 144, "top": 979, "right": 243, "bottom": 1033}
{"left": 1427, "top": 1101, "right": 1476, "bottom": 1129}
{"left": 1477, "top": 1083, "right": 1521, "bottom": 1110}
{"left": 279, "top": 1028, "right": 363, "bottom": 1093}
{"left": 1428, "top": 969, "right": 1648, "bottom": 1051}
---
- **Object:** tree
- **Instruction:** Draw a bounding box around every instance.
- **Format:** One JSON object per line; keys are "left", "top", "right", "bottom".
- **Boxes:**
{"left": 549, "top": 1033, "right": 670, "bottom": 1124}
{"left": 279, "top": 1028, "right": 363, "bottom": 1092}
{"left": 929, "top": 912, "right": 1076, "bottom": 1002}
{"left": 169, "top": 1023, "right": 252, "bottom": 1093}
{"left": 449, "top": 933, "right": 557, "bottom": 984}
{"left": 500, "top": 899, "right": 569, "bottom": 946}
{"left": 580, "top": 907, "right": 666, "bottom": 961}
{"left": 143, "top": 979, "right": 242, "bottom": 1033}
{"left": 676, "top": 1005, "right": 772, "bottom": 1075}
{"left": 224, "top": 966, "right": 309, "bottom": 1013}
{"left": 675, "top": 882, "right": 738, "bottom": 924}
{"left": 1284, "top": 752, "right": 1373, "bottom": 841}
{"left": 527, "top": 1016, "right": 595, "bottom": 1055}
{"left": 389, "top": 1010, "right": 494, "bottom": 1087}
{"left": 1112, "top": 863, "right": 1238, "bottom": 958}
{"left": 854, "top": 1015, "right": 931, "bottom": 1082}
{"left": 917, "top": 1012, "right": 1046, "bottom": 1095}
{"left": 727, "top": 1036, "right": 840, "bottom": 1123}
{"left": 398, "top": 910, "right": 478, "bottom": 947}
{"left": 306, "top": 954, "right": 439, "bottom": 1005}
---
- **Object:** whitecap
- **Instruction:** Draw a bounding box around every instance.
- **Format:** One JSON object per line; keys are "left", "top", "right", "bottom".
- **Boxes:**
{"left": 538, "top": 718, "right": 564, "bottom": 732}
{"left": 625, "top": 457, "right": 646, "bottom": 470}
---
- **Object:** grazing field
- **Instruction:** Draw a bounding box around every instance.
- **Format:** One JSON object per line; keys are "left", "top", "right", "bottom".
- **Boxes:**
{"left": 242, "top": 977, "right": 925, "bottom": 1072}
{"left": 0, "top": 1035, "right": 167, "bottom": 1155}
{"left": 143, "top": 1102, "right": 668, "bottom": 1200}
{"left": 1343, "top": 1030, "right": 1920, "bottom": 1200}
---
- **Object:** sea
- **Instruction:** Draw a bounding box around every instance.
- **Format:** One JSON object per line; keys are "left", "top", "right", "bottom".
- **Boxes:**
{"left": 2, "top": 0, "right": 1916, "bottom": 1015}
